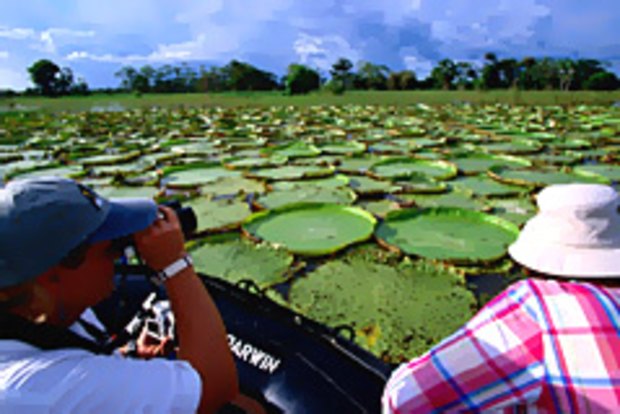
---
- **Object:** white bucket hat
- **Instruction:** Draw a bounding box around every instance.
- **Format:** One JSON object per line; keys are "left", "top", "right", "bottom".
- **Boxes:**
{"left": 508, "top": 183, "right": 620, "bottom": 278}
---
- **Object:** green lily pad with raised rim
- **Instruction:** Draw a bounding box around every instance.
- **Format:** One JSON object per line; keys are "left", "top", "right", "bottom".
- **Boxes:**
{"left": 482, "top": 139, "right": 543, "bottom": 155}
{"left": 449, "top": 153, "right": 532, "bottom": 175}
{"left": 488, "top": 165, "right": 609, "bottom": 187}
{"left": 393, "top": 174, "right": 448, "bottom": 194}
{"left": 269, "top": 175, "right": 350, "bottom": 191}
{"left": 163, "top": 162, "right": 242, "bottom": 189}
{"left": 288, "top": 256, "right": 476, "bottom": 360}
{"left": 573, "top": 164, "right": 620, "bottom": 183}
{"left": 243, "top": 203, "right": 377, "bottom": 256}
{"left": 262, "top": 141, "right": 321, "bottom": 158}
{"left": 223, "top": 155, "right": 288, "bottom": 169}
{"left": 357, "top": 200, "right": 401, "bottom": 218}
{"left": 9, "top": 164, "right": 85, "bottom": 180}
{"left": 450, "top": 176, "right": 530, "bottom": 198}
{"left": 348, "top": 175, "right": 401, "bottom": 195}
{"left": 337, "top": 156, "right": 385, "bottom": 174}
{"left": 245, "top": 165, "right": 334, "bottom": 181}
{"left": 376, "top": 207, "right": 519, "bottom": 264}
{"left": 317, "top": 141, "right": 366, "bottom": 155}
{"left": 369, "top": 158, "right": 458, "bottom": 180}
{"left": 486, "top": 197, "right": 537, "bottom": 226}
{"left": 400, "top": 190, "right": 488, "bottom": 211}
{"left": 528, "top": 152, "right": 583, "bottom": 166}
{"left": 79, "top": 150, "right": 142, "bottom": 167}
{"left": 187, "top": 196, "right": 252, "bottom": 233}
{"left": 199, "top": 176, "right": 266, "bottom": 198}
{"left": 256, "top": 186, "right": 357, "bottom": 209}
{"left": 191, "top": 233, "right": 294, "bottom": 289}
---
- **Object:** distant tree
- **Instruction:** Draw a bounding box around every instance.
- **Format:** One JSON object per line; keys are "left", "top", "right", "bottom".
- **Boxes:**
{"left": 584, "top": 72, "right": 619, "bottom": 90}
{"left": 431, "top": 59, "right": 457, "bottom": 89}
{"left": 115, "top": 66, "right": 138, "bottom": 91}
{"left": 355, "top": 61, "right": 390, "bottom": 90}
{"left": 386, "top": 70, "right": 417, "bottom": 90}
{"left": 27, "top": 59, "right": 61, "bottom": 96}
{"left": 329, "top": 58, "right": 354, "bottom": 94}
{"left": 222, "top": 60, "right": 279, "bottom": 91}
{"left": 285, "top": 64, "right": 320, "bottom": 95}
{"left": 54, "top": 67, "right": 75, "bottom": 95}
{"left": 70, "top": 77, "right": 90, "bottom": 95}
{"left": 480, "top": 53, "right": 501, "bottom": 89}
{"left": 454, "top": 62, "right": 478, "bottom": 90}
{"left": 399, "top": 70, "right": 417, "bottom": 90}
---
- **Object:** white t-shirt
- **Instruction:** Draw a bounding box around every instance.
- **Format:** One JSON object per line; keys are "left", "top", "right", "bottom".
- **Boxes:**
{"left": 0, "top": 310, "right": 202, "bottom": 413}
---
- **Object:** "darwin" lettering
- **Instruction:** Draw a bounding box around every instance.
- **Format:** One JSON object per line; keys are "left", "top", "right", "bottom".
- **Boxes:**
{"left": 227, "top": 334, "right": 282, "bottom": 374}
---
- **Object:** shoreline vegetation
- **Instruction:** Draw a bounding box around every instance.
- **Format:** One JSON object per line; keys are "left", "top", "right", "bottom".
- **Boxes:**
{"left": 2, "top": 90, "right": 620, "bottom": 114}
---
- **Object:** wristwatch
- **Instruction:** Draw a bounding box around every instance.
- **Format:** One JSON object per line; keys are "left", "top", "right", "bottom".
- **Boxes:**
{"left": 152, "top": 254, "right": 193, "bottom": 285}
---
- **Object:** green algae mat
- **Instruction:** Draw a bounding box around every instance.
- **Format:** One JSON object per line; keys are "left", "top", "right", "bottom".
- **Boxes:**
{"left": 376, "top": 207, "right": 519, "bottom": 263}
{"left": 288, "top": 255, "right": 476, "bottom": 361}
{"left": 243, "top": 203, "right": 376, "bottom": 256}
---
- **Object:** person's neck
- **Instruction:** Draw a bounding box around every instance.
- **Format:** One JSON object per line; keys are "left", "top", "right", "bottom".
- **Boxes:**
{"left": 9, "top": 300, "right": 80, "bottom": 327}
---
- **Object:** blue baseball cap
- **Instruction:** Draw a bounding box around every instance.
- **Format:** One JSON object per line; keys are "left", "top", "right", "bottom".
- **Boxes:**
{"left": 0, "top": 177, "right": 158, "bottom": 288}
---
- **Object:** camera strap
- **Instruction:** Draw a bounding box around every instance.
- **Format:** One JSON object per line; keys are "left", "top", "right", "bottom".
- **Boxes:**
{"left": 0, "top": 311, "right": 111, "bottom": 355}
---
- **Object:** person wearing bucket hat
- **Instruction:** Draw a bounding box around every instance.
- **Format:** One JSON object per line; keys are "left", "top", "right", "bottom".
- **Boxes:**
{"left": 383, "top": 183, "right": 620, "bottom": 413}
{"left": 0, "top": 177, "right": 238, "bottom": 413}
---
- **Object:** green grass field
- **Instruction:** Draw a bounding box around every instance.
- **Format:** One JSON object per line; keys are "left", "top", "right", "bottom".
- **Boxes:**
{"left": 2, "top": 90, "right": 620, "bottom": 113}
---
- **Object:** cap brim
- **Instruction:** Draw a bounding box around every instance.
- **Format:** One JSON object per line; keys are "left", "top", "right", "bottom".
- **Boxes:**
{"left": 508, "top": 240, "right": 620, "bottom": 278}
{"left": 87, "top": 198, "right": 158, "bottom": 243}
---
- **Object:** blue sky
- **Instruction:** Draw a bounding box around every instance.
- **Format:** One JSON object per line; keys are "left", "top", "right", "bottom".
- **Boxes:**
{"left": 1, "top": 0, "right": 619, "bottom": 90}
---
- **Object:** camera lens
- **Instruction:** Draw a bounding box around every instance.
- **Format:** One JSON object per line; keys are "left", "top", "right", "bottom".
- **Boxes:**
{"left": 160, "top": 201, "right": 197, "bottom": 238}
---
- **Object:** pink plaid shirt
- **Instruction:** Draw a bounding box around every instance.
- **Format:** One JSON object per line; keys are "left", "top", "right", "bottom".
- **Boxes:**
{"left": 382, "top": 279, "right": 620, "bottom": 413}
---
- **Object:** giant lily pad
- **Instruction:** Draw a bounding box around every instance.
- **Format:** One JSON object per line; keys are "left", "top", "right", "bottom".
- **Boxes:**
{"left": 318, "top": 141, "right": 366, "bottom": 155}
{"left": 245, "top": 165, "right": 334, "bottom": 181}
{"left": 199, "top": 176, "right": 266, "bottom": 198}
{"left": 263, "top": 141, "right": 320, "bottom": 158}
{"left": 94, "top": 186, "right": 161, "bottom": 199}
{"left": 288, "top": 256, "right": 476, "bottom": 360}
{"left": 376, "top": 207, "right": 519, "bottom": 263}
{"left": 270, "top": 175, "right": 350, "bottom": 191}
{"left": 450, "top": 153, "right": 532, "bottom": 175}
{"left": 450, "top": 176, "right": 530, "bottom": 198}
{"left": 223, "top": 155, "right": 288, "bottom": 169}
{"left": 191, "top": 234, "right": 293, "bottom": 288}
{"left": 483, "top": 139, "right": 543, "bottom": 155}
{"left": 369, "top": 158, "right": 457, "bottom": 180}
{"left": 488, "top": 165, "right": 609, "bottom": 187}
{"left": 348, "top": 175, "right": 401, "bottom": 195}
{"left": 79, "top": 150, "right": 141, "bottom": 167}
{"left": 573, "top": 164, "right": 620, "bottom": 183}
{"left": 400, "top": 190, "right": 487, "bottom": 211}
{"left": 256, "top": 186, "right": 357, "bottom": 209}
{"left": 163, "top": 163, "right": 241, "bottom": 189}
{"left": 243, "top": 203, "right": 376, "bottom": 256}
{"left": 187, "top": 197, "right": 252, "bottom": 233}
{"left": 337, "top": 156, "right": 385, "bottom": 174}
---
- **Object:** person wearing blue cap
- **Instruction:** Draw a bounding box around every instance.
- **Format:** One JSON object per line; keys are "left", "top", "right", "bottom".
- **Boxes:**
{"left": 0, "top": 177, "right": 238, "bottom": 413}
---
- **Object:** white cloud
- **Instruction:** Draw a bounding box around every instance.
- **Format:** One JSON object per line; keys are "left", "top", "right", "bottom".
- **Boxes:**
{"left": 424, "top": 0, "right": 550, "bottom": 47}
{"left": 0, "top": 67, "right": 30, "bottom": 90}
{"left": 67, "top": 30, "right": 239, "bottom": 63}
{"left": 403, "top": 55, "right": 434, "bottom": 77}
{"left": 0, "top": 26, "right": 36, "bottom": 40}
{"left": 0, "top": 51, "right": 8, "bottom": 59}
{"left": 293, "top": 33, "right": 361, "bottom": 71}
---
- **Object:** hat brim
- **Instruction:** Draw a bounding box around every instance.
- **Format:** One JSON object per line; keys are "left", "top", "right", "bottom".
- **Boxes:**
{"left": 87, "top": 198, "right": 158, "bottom": 243}
{"left": 508, "top": 240, "right": 620, "bottom": 278}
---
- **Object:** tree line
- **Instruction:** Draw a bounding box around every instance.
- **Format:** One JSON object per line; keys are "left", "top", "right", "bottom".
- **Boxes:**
{"left": 7, "top": 53, "right": 620, "bottom": 98}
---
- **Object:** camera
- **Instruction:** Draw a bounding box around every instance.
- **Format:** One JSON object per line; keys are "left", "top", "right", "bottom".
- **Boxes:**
{"left": 160, "top": 200, "right": 197, "bottom": 239}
